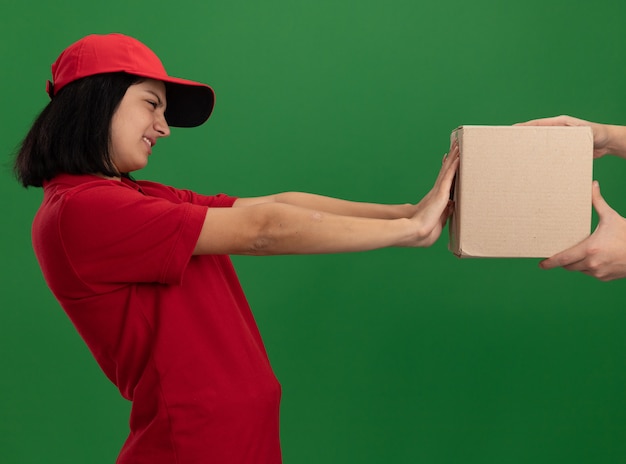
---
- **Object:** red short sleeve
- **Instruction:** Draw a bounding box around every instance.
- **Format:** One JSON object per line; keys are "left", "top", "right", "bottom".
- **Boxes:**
{"left": 57, "top": 182, "right": 207, "bottom": 288}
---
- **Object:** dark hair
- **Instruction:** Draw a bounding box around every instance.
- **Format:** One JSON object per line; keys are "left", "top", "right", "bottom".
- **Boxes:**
{"left": 14, "top": 72, "right": 142, "bottom": 187}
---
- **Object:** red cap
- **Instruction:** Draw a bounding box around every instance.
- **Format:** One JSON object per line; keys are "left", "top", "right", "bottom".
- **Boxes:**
{"left": 46, "top": 33, "right": 215, "bottom": 127}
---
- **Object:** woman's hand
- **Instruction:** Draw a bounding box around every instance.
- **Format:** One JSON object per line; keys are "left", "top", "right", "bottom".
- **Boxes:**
{"left": 403, "top": 143, "right": 459, "bottom": 247}
{"left": 540, "top": 181, "right": 626, "bottom": 281}
{"left": 515, "top": 115, "right": 613, "bottom": 159}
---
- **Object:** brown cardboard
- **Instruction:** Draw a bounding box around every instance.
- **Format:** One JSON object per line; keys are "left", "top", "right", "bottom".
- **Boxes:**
{"left": 448, "top": 125, "right": 593, "bottom": 258}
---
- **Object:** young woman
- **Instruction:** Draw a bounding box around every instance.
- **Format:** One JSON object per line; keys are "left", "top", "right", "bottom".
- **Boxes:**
{"left": 15, "top": 33, "right": 459, "bottom": 463}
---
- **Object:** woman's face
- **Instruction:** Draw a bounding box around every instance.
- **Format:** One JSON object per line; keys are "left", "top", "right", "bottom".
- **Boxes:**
{"left": 109, "top": 79, "right": 170, "bottom": 174}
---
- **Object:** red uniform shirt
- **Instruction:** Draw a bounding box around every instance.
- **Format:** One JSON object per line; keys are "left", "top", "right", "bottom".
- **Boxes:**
{"left": 32, "top": 174, "right": 282, "bottom": 464}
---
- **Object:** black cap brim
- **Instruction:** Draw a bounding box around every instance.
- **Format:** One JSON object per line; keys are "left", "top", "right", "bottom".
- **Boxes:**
{"left": 164, "top": 82, "right": 215, "bottom": 128}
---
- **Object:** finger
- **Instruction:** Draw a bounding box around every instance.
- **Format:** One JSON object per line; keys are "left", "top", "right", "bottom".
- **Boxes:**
{"left": 514, "top": 115, "right": 577, "bottom": 127}
{"left": 591, "top": 181, "right": 613, "bottom": 219}
{"left": 418, "top": 185, "right": 456, "bottom": 237}
{"left": 441, "top": 143, "right": 458, "bottom": 164}
{"left": 431, "top": 147, "right": 458, "bottom": 192}
{"left": 422, "top": 147, "right": 460, "bottom": 214}
{"left": 434, "top": 158, "right": 459, "bottom": 201}
{"left": 581, "top": 269, "right": 602, "bottom": 279}
{"left": 440, "top": 145, "right": 459, "bottom": 176}
{"left": 514, "top": 117, "right": 561, "bottom": 127}
{"left": 561, "top": 259, "right": 591, "bottom": 272}
{"left": 540, "top": 242, "right": 588, "bottom": 270}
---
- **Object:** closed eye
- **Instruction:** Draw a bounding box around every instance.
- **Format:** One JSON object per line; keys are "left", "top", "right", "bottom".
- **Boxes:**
{"left": 147, "top": 100, "right": 158, "bottom": 109}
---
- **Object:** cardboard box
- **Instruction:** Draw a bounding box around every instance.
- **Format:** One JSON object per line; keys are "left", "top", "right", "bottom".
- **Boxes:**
{"left": 448, "top": 125, "right": 593, "bottom": 258}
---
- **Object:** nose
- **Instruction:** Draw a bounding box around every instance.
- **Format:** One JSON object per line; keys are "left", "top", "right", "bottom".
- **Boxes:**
{"left": 155, "top": 113, "right": 171, "bottom": 138}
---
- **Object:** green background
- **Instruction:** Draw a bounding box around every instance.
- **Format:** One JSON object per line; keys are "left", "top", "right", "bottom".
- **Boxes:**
{"left": 2, "top": 0, "right": 626, "bottom": 462}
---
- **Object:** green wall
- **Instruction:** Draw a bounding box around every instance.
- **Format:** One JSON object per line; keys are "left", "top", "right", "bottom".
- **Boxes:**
{"left": 2, "top": 1, "right": 626, "bottom": 462}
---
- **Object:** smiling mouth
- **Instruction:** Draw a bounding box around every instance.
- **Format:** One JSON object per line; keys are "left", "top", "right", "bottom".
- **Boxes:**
{"left": 142, "top": 137, "right": 154, "bottom": 152}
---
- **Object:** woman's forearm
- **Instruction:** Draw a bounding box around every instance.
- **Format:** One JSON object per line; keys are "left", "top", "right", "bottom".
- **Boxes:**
{"left": 270, "top": 192, "right": 417, "bottom": 219}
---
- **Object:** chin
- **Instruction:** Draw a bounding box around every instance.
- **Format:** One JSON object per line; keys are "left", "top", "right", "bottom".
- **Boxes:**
{"left": 127, "top": 161, "right": 149, "bottom": 173}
